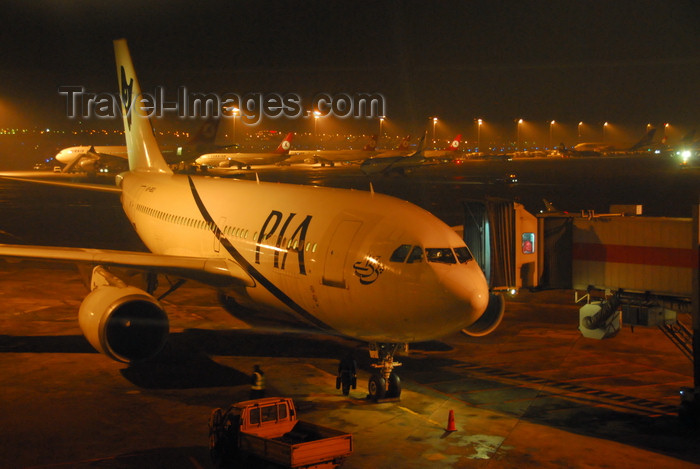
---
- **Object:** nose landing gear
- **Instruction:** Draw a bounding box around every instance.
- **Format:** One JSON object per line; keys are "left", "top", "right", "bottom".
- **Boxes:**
{"left": 368, "top": 343, "right": 405, "bottom": 401}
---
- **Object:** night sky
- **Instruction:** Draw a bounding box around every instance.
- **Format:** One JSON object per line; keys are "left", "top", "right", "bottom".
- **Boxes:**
{"left": 1, "top": 0, "right": 698, "bottom": 139}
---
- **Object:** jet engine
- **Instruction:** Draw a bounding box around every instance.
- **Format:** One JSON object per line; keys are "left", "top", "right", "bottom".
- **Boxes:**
{"left": 78, "top": 285, "right": 169, "bottom": 363}
{"left": 462, "top": 293, "right": 505, "bottom": 337}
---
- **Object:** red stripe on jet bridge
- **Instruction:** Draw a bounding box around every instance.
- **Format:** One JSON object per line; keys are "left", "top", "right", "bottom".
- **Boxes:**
{"left": 572, "top": 243, "right": 698, "bottom": 269}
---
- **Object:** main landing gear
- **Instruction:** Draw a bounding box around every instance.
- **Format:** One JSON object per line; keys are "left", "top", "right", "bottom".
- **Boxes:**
{"left": 367, "top": 343, "right": 406, "bottom": 401}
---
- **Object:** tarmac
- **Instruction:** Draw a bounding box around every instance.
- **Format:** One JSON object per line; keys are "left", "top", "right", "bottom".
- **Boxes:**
{"left": 1, "top": 261, "right": 698, "bottom": 468}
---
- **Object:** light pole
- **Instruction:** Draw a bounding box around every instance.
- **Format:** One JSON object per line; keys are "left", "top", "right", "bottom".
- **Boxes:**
{"left": 664, "top": 122, "right": 669, "bottom": 139}
{"left": 517, "top": 118, "right": 523, "bottom": 150}
{"left": 432, "top": 117, "right": 438, "bottom": 148}
{"left": 477, "top": 118, "right": 483, "bottom": 152}
{"left": 379, "top": 116, "right": 385, "bottom": 140}
{"left": 549, "top": 120, "right": 555, "bottom": 149}
{"left": 603, "top": 122, "right": 608, "bottom": 141}
{"left": 313, "top": 110, "right": 321, "bottom": 138}
{"left": 232, "top": 107, "right": 239, "bottom": 142}
{"left": 578, "top": 121, "right": 583, "bottom": 141}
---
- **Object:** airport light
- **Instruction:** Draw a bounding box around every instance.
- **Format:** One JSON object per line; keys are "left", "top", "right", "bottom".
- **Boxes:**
{"left": 549, "top": 120, "right": 556, "bottom": 149}
{"left": 232, "top": 107, "right": 239, "bottom": 142}
{"left": 477, "top": 118, "right": 483, "bottom": 151}
{"left": 379, "top": 116, "right": 385, "bottom": 140}
{"left": 578, "top": 121, "right": 583, "bottom": 141}
{"left": 313, "top": 110, "right": 321, "bottom": 138}
{"left": 517, "top": 119, "right": 523, "bottom": 150}
{"left": 664, "top": 122, "right": 669, "bottom": 138}
{"left": 432, "top": 117, "right": 438, "bottom": 147}
{"left": 603, "top": 122, "right": 609, "bottom": 141}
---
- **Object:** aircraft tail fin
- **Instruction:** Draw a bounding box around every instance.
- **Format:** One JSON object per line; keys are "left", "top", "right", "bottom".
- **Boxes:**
{"left": 113, "top": 39, "right": 172, "bottom": 174}
{"left": 275, "top": 132, "right": 294, "bottom": 154}
{"left": 411, "top": 132, "right": 427, "bottom": 157}
{"left": 397, "top": 135, "right": 411, "bottom": 151}
{"left": 629, "top": 128, "right": 656, "bottom": 151}
{"left": 445, "top": 134, "right": 462, "bottom": 151}
{"left": 188, "top": 116, "right": 221, "bottom": 145}
{"left": 363, "top": 135, "right": 378, "bottom": 151}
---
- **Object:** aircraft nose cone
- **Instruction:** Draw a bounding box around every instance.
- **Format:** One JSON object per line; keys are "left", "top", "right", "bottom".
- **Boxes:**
{"left": 441, "top": 261, "right": 490, "bottom": 326}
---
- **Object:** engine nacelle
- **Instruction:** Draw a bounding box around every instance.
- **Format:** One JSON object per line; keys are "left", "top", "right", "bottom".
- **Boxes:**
{"left": 76, "top": 154, "right": 99, "bottom": 172}
{"left": 78, "top": 285, "right": 169, "bottom": 363}
{"left": 462, "top": 293, "right": 505, "bottom": 337}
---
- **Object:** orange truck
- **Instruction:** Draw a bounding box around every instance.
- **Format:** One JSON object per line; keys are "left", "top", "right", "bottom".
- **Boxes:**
{"left": 209, "top": 397, "right": 353, "bottom": 468}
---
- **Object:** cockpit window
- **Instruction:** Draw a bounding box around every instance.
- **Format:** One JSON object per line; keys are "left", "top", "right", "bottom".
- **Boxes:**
{"left": 426, "top": 248, "right": 457, "bottom": 264}
{"left": 390, "top": 244, "right": 412, "bottom": 263}
{"left": 406, "top": 246, "right": 423, "bottom": 263}
{"left": 454, "top": 247, "right": 473, "bottom": 263}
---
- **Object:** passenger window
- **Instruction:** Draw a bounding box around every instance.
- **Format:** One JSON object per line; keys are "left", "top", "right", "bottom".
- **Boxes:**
{"left": 426, "top": 248, "right": 457, "bottom": 264}
{"left": 261, "top": 405, "right": 277, "bottom": 423}
{"left": 250, "top": 408, "right": 260, "bottom": 425}
{"left": 406, "top": 246, "right": 423, "bottom": 263}
{"left": 390, "top": 244, "right": 412, "bottom": 262}
{"left": 454, "top": 247, "right": 473, "bottom": 263}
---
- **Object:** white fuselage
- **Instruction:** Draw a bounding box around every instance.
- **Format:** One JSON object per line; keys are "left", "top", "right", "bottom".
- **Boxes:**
{"left": 120, "top": 171, "right": 489, "bottom": 343}
{"left": 195, "top": 152, "right": 289, "bottom": 168}
{"left": 55, "top": 145, "right": 129, "bottom": 164}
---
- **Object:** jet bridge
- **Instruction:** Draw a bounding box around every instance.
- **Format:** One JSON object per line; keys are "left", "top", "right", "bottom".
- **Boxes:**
{"left": 462, "top": 198, "right": 538, "bottom": 292}
{"left": 461, "top": 201, "right": 700, "bottom": 423}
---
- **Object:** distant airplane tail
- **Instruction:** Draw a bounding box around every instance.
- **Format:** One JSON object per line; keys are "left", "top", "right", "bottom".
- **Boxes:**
{"left": 412, "top": 132, "right": 427, "bottom": 156}
{"left": 114, "top": 39, "right": 172, "bottom": 174}
{"left": 445, "top": 134, "right": 462, "bottom": 151}
{"left": 188, "top": 116, "right": 221, "bottom": 145}
{"left": 629, "top": 128, "right": 656, "bottom": 151}
{"left": 543, "top": 199, "right": 558, "bottom": 212}
{"left": 274, "top": 132, "right": 295, "bottom": 154}
{"left": 397, "top": 135, "right": 411, "bottom": 151}
{"left": 363, "top": 135, "right": 378, "bottom": 151}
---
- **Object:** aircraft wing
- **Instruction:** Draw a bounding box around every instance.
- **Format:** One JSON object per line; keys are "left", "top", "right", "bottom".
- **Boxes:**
{"left": 0, "top": 176, "right": 122, "bottom": 194}
{"left": 0, "top": 244, "right": 255, "bottom": 288}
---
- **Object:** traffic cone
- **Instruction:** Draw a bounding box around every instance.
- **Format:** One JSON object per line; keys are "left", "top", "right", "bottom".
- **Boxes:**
{"left": 446, "top": 409, "right": 457, "bottom": 432}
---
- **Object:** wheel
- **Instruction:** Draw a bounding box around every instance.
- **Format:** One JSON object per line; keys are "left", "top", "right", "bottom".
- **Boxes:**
{"left": 368, "top": 374, "right": 386, "bottom": 400}
{"left": 209, "top": 408, "right": 223, "bottom": 437}
{"left": 387, "top": 373, "right": 401, "bottom": 399}
{"left": 208, "top": 408, "right": 224, "bottom": 465}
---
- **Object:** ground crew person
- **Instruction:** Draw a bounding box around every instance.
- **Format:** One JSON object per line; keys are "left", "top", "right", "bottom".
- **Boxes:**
{"left": 336, "top": 352, "right": 357, "bottom": 396}
{"left": 250, "top": 365, "right": 266, "bottom": 399}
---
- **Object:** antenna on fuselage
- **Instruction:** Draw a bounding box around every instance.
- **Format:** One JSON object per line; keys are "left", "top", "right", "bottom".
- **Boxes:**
{"left": 369, "top": 182, "right": 375, "bottom": 196}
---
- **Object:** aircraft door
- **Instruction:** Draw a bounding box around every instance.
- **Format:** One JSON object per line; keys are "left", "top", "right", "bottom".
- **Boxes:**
{"left": 322, "top": 220, "right": 362, "bottom": 288}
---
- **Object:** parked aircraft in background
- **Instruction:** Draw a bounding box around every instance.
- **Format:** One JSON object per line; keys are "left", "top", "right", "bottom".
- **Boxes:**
{"left": 287, "top": 135, "right": 378, "bottom": 166}
{"left": 567, "top": 128, "right": 656, "bottom": 156}
{"left": 361, "top": 134, "right": 429, "bottom": 176}
{"left": 55, "top": 117, "right": 226, "bottom": 173}
{"left": 195, "top": 132, "right": 294, "bottom": 169}
{"left": 423, "top": 134, "right": 463, "bottom": 159}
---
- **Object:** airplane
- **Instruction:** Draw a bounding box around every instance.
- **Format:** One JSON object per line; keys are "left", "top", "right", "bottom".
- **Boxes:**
{"left": 360, "top": 134, "right": 430, "bottom": 176}
{"left": 287, "top": 134, "right": 378, "bottom": 167}
{"left": 0, "top": 39, "right": 501, "bottom": 401}
{"left": 194, "top": 132, "right": 295, "bottom": 169}
{"left": 371, "top": 135, "right": 413, "bottom": 158}
{"left": 55, "top": 116, "right": 226, "bottom": 173}
{"left": 422, "top": 134, "right": 463, "bottom": 159}
{"left": 567, "top": 128, "right": 656, "bottom": 156}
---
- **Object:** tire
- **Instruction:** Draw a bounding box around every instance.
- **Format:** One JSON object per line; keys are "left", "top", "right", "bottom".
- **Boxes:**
{"left": 387, "top": 373, "right": 401, "bottom": 399}
{"left": 209, "top": 408, "right": 223, "bottom": 437}
{"left": 208, "top": 408, "right": 224, "bottom": 465}
{"left": 368, "top": 374, "right": 386, "bottom": 400}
